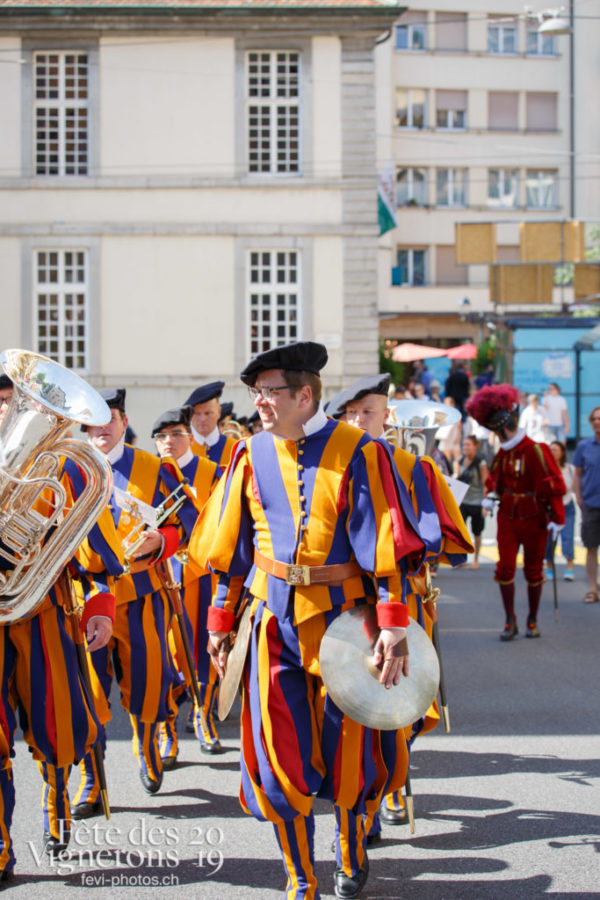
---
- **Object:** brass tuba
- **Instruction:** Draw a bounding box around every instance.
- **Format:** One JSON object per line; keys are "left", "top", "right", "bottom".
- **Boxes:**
{"left": 384, "top": 399, "right": 461, "bottom": 456}
{"left": 0, "top": 349, "right": 113, "bottom": 623}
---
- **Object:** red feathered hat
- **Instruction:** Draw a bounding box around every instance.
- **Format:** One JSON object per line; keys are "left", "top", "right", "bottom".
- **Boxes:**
{"left": 466, "top": 384, "right": 520, "bottom": 432}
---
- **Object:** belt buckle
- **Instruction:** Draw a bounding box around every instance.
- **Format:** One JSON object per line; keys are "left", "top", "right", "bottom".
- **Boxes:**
{"left": 285, "top": 564, "right": 311, "bottom": 586}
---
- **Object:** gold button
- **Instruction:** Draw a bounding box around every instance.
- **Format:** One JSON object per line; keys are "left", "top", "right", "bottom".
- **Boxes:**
{"left": 299, "top": 439, "right": 306, "bottom": 445}
{"left": 300, "top": 511, "right": 307, "bottom": 517}
{"left": 298, "top": 449, "right": 304, "bottom": 456}
{"left": 300, "top": 495, "right": 306, "bottom": 503}
{"left": 298, "top": 480, "right": 304, "bottom": 486}
{"left": 298, "top": 464, "right": 304, "bottom": 471}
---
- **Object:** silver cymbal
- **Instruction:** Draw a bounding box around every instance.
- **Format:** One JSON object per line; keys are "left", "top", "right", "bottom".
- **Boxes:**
{"left": 319, "top": 606, "right": 440, "bottom": 730}
{"left": 217, "top": 603, "right": 252, "bottom": 722}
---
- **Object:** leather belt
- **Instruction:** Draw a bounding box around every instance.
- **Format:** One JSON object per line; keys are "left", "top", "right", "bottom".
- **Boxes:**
{"left": 253, "top": 549, "right": 362, "bottom": 587}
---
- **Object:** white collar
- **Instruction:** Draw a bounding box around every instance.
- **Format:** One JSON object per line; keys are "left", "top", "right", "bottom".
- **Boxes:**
{"left": 176, "top": 447, "right": 195, "bottom": 469}
{"left": 500, "top": 428, "right": 526, "bottom": 451}
{"left": 191, "top": 424, "right": 220, "bottom": 447}
{"left": 105, "top": 435, "right": 126, "bottom": 465}
{"left": 302, "top": 404, "right": 328, "bottom": 437}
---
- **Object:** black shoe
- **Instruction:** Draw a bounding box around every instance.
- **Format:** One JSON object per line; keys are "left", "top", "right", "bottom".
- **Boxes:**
{"left": 139, "top": 770, "right": 163, "bottom": 795}
{"left": 334, "top": 855, "right": 369, "bottom": 900}
{"left": 500, "top": 619, "right": 518, "bottom": 641}
{"left": 200, "top": 740, "right": 223, "bottom": 755}
{"left": 379, "top": 804, "right": 408, "bottom": 826}
{"left": 71, "top": 799, "right": 101, "bottom": 821}
{"left": 366, "top": 831, "right": 382, "bottom": 847}
{"left": 43, "top": 830, "right": 70, "bottom": 857}
{"left": 161, "top": 755, "right": 178, "bottom": 771}
{"left": 0, "top": 868, "right": 15, "bottom": 887}
{"left": 526, "top": 616, "right": 541, "bottom": 638}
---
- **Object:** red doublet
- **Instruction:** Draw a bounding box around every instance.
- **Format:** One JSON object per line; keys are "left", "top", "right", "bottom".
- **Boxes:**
{"left": 487, "top": 435, "right": 565, "bottom": 585}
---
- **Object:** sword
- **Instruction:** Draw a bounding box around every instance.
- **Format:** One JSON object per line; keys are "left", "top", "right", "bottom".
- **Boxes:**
{"left": 550, "top": 534, "right": 559, "bottom": 622}
{"left": 404, "top": 770, "right": 415, "bottom": 835}
{"left": 156, "top": 558, "right": 209, "bottom": 736}
{"left": 423, "top": 565, "right": 450, "bottom": 733}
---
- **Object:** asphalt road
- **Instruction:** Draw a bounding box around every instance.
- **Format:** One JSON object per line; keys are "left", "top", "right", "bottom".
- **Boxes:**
{"left": 8, "top": 543, "right": 600, "bottom": 898}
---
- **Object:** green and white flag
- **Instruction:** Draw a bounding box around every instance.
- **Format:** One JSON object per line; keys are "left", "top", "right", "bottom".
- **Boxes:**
{"left": 378, "top": 164, "right": 397, "bottom": 236}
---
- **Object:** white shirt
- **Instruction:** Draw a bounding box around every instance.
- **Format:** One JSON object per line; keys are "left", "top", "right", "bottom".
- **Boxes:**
{"left": 191, "top": 424, "right": 220, "bottom": 447}
{"left": 543, "top": 393, "right": 567, "bottom": 427}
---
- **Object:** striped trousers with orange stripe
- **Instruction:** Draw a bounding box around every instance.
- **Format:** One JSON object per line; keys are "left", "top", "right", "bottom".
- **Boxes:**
{"left": 75, "top": 590, "right": 176, "bottom": 801}
{"left": 0, "top": 604, "right": 103, "bottom": 870}
{"left": 238, "top": 600, "right": 408, "bottom": 900}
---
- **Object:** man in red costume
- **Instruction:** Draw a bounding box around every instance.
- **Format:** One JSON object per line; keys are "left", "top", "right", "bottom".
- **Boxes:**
{"left": 466, "top": 384, "right": 565, "bottom": 640}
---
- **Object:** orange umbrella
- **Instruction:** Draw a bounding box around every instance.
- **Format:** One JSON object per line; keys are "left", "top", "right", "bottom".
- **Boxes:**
{"left": 446, "top": 343, "right": 478, "bottom": 360}
{"left": 391, "top": 342, "right": 447, "bottom": 363}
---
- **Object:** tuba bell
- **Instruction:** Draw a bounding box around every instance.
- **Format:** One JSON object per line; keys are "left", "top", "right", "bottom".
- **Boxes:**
{"left": 384, "top": 399, "right": 461, "bottom": 455}
{"left": 0, "top": 348, "right": 113, "bottom": 623}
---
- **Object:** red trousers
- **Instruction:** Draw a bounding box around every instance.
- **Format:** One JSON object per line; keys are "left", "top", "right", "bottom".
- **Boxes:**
{"left": 495, "top": 513, "right": 547, "bottom": 585}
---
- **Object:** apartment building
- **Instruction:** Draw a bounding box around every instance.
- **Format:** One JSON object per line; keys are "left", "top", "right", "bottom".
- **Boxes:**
{"left": 376, "top": 1, "right": 599, "bottom": 347}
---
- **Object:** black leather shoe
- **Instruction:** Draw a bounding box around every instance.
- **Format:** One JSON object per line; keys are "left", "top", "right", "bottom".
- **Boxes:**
{"left": 379, "top": 805, "right": 408, "bottom": 826}
{"left": 334, "top": 855, "right": 369, "bottom": 900}
{"left": 526, "top": 616, "right": 541, "bottom": 638}
{"left": 200, "top": 740, "right": 223, "bottom": 755}
{"left": 139, "top": 770, "right": 163, "bottom": 795}
{"left": 366, "top": 830, "right": 382, "bottom": 846}
{"left": 0, "top": 868, "right": 15, "bottom": 887}
{"left": 500, "top": 619, "right": 518, "bottom": 641}
{"left": 71, "top": 799, "right": 101, "bottom": 820}
{"left": 161, "top": 755, "right": 178, "bottom": 771}
{"left": 43, "top": 830, "right": 70, "bottom": 857}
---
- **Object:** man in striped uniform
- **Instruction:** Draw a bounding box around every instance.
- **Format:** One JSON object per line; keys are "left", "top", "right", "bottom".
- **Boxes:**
{"left": 151, "top": 406, "right": 223, "bottom": 764}
{"left": 191, "top": 342, "right": 426, "bottom": 900}
{"left": 185, "top": 381, "right": 236, "bottom": 468}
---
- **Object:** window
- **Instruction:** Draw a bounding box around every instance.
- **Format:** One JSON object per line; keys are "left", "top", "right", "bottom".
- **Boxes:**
{"left": 488, "top": 92, "right": 518, "bottom": 131}
{"left": 436, "top": 91, "right": 467, "bottom": 130}
{"left": 488, "top": 16, "right": 517, "bottom": 54}
{"left": 395, "top": 13, "right": 427, "bottom": 51}
{"left": 396, "top": 167, "right": 427, "bottom": 206}
{"left": 436, "top": 168, "right": 467, "bottom": 207}
{"left": 248, "top": 250, "right": 300, "bottom": 354}
{"left": 526, "top": 92, "right": 557, "bottom": 131}
{"left": 34, "top": 250, "right": 88, "bottom": 370}
{"left": 34, "top": 51, "right": 88, "bottom": 176}
{"left": 396, "top": 89, "right": 426, "bottom": 129}
{"left": 436, "top": 246, "right": 467, "bottom": 285}
{"left": 526, "top": 24, "right": 556, "bottom": 56}
{"left": 488, "top": 169, "right": 519, "bottom": 208}
{"left": 435, "top": 12, "right": 467, "bottom": 52}
{"left": 395, "top": 249, "right": 426, "bottom": 286}
{"left": 247, "top": 51, "right": 300, "bottom": 175}
{"left": 526, "top": 170, "right": 558, "bottom": 209}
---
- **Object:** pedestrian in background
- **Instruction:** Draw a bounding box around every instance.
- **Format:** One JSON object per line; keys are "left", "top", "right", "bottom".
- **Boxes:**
{"left": 445, "top": 360, "right": 470, "bottom": 420}
{"left": 542, "top": 383, "right": 570, "bottom": 443}
{"left": 455, "top": 435, "right": 488, "bottom": 569}
{"left": 519, "top": 393, "right": 547, "bottom": 442}
{"left": 544, "top": 441, "right": 575, "bottom": 582}
{"left": 573, "top": 406, "right": 600, "bottom": 603}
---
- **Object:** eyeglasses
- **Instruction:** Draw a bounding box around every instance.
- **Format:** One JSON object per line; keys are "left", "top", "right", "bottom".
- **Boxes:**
{"left": 154, "top": 431, "right": 190, "bottom": 442}
{"left": 247, "top": 384, "right": 293, "bottom": 402}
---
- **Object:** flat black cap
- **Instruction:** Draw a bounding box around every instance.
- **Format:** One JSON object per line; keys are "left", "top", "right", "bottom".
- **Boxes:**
{"left": 184, "top": 381, "right": 225, "bottom": 407}
{"left": 151, "top": 406, "right": 192, "bottom": 438}
{"left": 325, "top": 374, "right": 390, "bottom": 419}
{"left": 240, "top": 341, "right": 328, "bottom": 386}
{"left": 219, "top": 401, "right": 234, "bottom": 422}
{"left": 0, "top": 374, "right": 12, "bottom": 391}
{"left": 100, "top": 388, "right": 126, "bottom": 413}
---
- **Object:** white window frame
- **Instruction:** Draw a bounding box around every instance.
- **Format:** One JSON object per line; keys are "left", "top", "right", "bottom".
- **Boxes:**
{"left": 395, "top": 23, "right": 427, "bottom": 51}
{"left": 247, "top": 250, "right": 301, "bottom": 356}
{"left": 396, "top": 89, "right": 427, "bottom": 130}
{"left": 34, "top": 249, "right": 89, "bottom": 372}
{"left": 526, "top": 26, "right": 557, "bottom": 56}
{"left": 488, "top": 20, "right": 517, "bottom": 55}
{"left": 395, "top": 248, "right": 427, "bottom": 286}
{"left": 246, "top": 50, "right": 301, "bottom": 176}
{"left": 396, "top": 167, "right": 427, "bottom": 206}
{"left": 488, "top": 169, "right": 519, "bottom": 208}
{"left": 436, "top": 108, "right": 466, "bottom": 130}
{"left": 33, "top": 50, "right": 89, "bottom": 176}
{"left": 525, "top": 170, "right": 558, "bottom": 209}
{"left": 436, "top": 168, "right": 467, "bottom": 208}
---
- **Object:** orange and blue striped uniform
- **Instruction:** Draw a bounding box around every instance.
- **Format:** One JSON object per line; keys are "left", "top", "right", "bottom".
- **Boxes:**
{"left": 190, "top": 417, "right": 425, "bottom": 899}
{"left": 159, "top": 452, "right": 221, "bottom": 761}
{"left": 191, "top": 432, "right": 235, "bottom": 469}
{"left": 0, "top": 457, "right": 123, "bottom": 871}
{"left": 75, "top": 444, "right": 193, "bottom": 802}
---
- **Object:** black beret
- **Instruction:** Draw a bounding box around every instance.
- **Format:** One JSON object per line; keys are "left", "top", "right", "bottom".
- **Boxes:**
{"left": 325, "top": 374, "right": 390, "bottom": 419}
{"left": 240, "top": 341, "right": 328, "bottom": 386}
{"left": 0, "top": 374, "right": 12, "bottom": 391}
{"left": 219, "top": 401, "right": 234, "bottom": 422}
{"left": 99, "top": 388, "right": 126, "bottom": 412}
{"left": 184, "top": 381, "right": 225, "bottom": 407}
{"left": 248, "top": 410, "right": 260, "bottom": 425}
{"left": 151, "top": 406, "right": 192, "bottom": 438}
{"left": 324, "top": 388, "right": 352, "bottom": 419}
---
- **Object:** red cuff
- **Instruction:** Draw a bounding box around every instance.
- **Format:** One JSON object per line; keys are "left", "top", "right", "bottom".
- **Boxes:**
{"left": 81, "top": 593, "right": 116, "bottom": 630}
{"left": 155, "top": 525, "right": 180, "bottom": 563}
{"left": 207, "top": 606, "right": 236, "bottom": 633}
{"left": 377, "top": 603, "right": 409, "bottom": 629}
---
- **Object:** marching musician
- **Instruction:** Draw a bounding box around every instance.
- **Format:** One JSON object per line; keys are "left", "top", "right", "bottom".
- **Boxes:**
{"left": 335, "top": 374, "right": 472, "bottom": 834}
{"left": 72, "top": 388, "right": 194, "bottom": 815}
{"left": 150, "top": 406, "right": 223, "bottom": 764}
{"left": 466, "top": 384, "right": 565, "bottom": 640}
{"left": 0, "top": 374, "right": 12, "bottom": 420}
{"left": 185, "top": 381, "right": 236, "bottom": 467}
{"left": 190, "top": 342, "right": 426, "bottom": 900}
